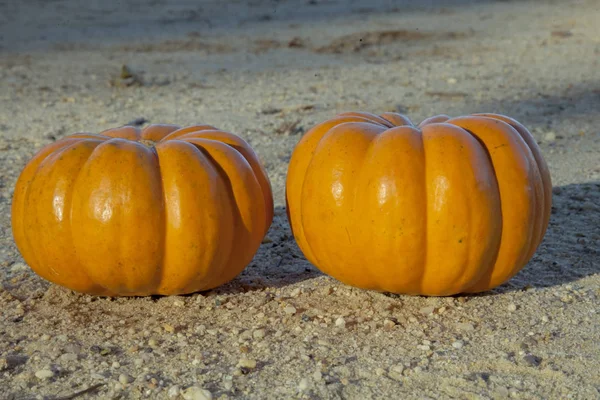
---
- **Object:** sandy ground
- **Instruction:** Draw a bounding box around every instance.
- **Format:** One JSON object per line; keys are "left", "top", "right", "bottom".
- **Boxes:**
{"left": 1, "top": 0, "right": 599, "bottom": 399}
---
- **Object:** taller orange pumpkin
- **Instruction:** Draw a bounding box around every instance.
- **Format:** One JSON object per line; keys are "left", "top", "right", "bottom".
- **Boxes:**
{"left": 286, "top": 112, "right": 551, "bottom": 295}
{"left": 12, "top": 124, "right": 273, "bottom": 296}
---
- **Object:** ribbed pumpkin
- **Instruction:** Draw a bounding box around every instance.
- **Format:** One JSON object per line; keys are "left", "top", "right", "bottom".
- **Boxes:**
{"left": 286, "top": 112, "right": 551, "bottom": 296}
{"left": 12, "top": 124, "right": 273, "bottom": 296}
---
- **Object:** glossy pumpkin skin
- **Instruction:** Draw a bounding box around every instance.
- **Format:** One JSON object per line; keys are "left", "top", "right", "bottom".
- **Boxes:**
{"left": 12, "top": 124, "right": 273, "bottom": 296}
{"left": 286, "top": 112, "right": 551, "bottom": 296}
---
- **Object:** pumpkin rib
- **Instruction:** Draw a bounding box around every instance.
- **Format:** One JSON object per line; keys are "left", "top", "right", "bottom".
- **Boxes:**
{"left": 183, "top": 138, "right": 267, "bottom": 290}
{"left": 352, "top": 129, "right": 388, "bottom": 289}
{"left": 140, "top": 124, "right": 181, "bottom": 141}
{"left": 454, "top": 125, "right": 503, "bottom": 294}
{"left": 153, "top": 140, "right": 235, "bottom": 294}
{"left": 447, "top": 117, "right": 538, "bottom": 292}
{"left": 420, "top": 123, "right": 502, "bottom": 295}
{"left": 11, "top": 137, "right": 86, "bottom": 269}
{"left": 300, "top": 122, "right": 385, "bottom": 288}
{"left": 21, "top": 140, "right": 88, "bottom": 284}
{"left": 57, "top": 140, "right": 114, "bottom": 295}
{"left": 100, "top": 126, "right": 141, "bottom": 140}
{"left": 475, "top": 114, "right": 552, "bottom": 259}
{"left": 67, "top": 133, "right": 112, "bottom": 140}
{"left": 456, "top": 129, "right": 504, "bottom": 292}
{"left": 149, "top": 144, "right": 168, "bottom": 294}
{"left": 380, "top": 112, "right": 414, "bottom": 127}
{"left": 71, "top": 138, "right": 166, "bottom": 295}
{"left": 420, "top": 127, "right": 429, "bottom": 294}
{"left": 353, "top": 126, "right": 427, "bottom": 293}
{"left": 190, "top": 143, "right": 246, "bottom": 290}
{"left": 418, "top": 115, "right": 451, "bottom": 128}
{"left": 286, "top": 116, "right": 383, "bottom": 267}
{"left": 23, "top": 140, "right": 111, "bottom": 294}
{"left": 468, "top": 117, "right": 545, "bottom": 274}
{"left": 161, "top": 125, "right": 219, "bottom": 141}
{"left": 175, "top": 130, "right": 274, "bottom": 234}
{"left": 499, "top": 121, "right": 545, "bottom": 266}
{"left": 337, "top": 112, "right": 394, "bottom": 127}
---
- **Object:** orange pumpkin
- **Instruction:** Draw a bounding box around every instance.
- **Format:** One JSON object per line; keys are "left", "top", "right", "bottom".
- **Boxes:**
{"left": 12, "top": 124, "right": 273, "bottom": 296}
{"left": 286, "top": 112, "right": 551, "bottom": 295}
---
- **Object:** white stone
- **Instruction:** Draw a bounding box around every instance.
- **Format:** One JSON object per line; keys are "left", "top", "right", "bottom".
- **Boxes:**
{"left": 167, "top": 385, "right": 181, "bottom": 398}
{"left": 35, "top": 369, "right": 54, "bottom": 379}
{"left": 182, "top": 386, "right": 212, "bottom": 400}
{"left": 284, "top": 305, "right": 297, "bottom": 315}
{"left": 298, "top": 378, "right": 309, "bottom": 391}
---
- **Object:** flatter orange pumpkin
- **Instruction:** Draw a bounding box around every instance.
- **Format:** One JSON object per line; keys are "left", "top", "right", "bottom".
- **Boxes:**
{"left": 286, "top": 112, "right": 551, "bottom": 296}
{"left": 12, "top": 124, "right": 273, "bottom": 296}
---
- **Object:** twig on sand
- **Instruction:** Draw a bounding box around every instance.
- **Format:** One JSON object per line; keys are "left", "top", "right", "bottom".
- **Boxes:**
{"left": 275, "top": 119, "right": 303, "bottom": 135}
{"left": 52, "top": 383, "right": 105, "bottom": 400}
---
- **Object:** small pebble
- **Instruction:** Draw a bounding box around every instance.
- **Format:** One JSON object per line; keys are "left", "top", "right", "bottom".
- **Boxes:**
{"left": 335, "top": 317, "right": 346, "bottom": 328}
{"left": 383, "top": 319, "right": 396, "bottom": 329}
{"left": 452, "top": 340, "right": 464, "bottom": 349}
{"left": 148, "top": 338, "right": 158, "bottom": 347}
{"left": 388, "top": 365, "right": 404, "bottom": 381}
{"left": 508, "top": 303, "right": 517, "bottom": 312}
{"left": 290, "top": 288, "right": 302, "bottom": 297}
{"left": 173, "top": 300, "right": 185, "bottom": 307}
{"left": 420, "top": 306, "right": 435, "bottom": 315}
{"left": 182, "top": 386, "right": 213, "bottom": 400}
{"left": 237, "top": 358, "right": 257, "bottom": 369}
{"left": 163, "top": 324, "right": 175, "bottom": 333}
{"left": 544, "top": 132, "right": 556, "bottom": 142}
{"left": 523, "top": 354, "right": 542, "bottom": 367}
{"left": 417, "top": 344, "right": 431, "bottom": 351}
{"left": 253, "top": 329, "right": 266, "bottom": 339}
{"left": 456, "top": 322, "right": 475, "bottom": 331}
{"left": 284, "top": 306, "right": 297, "bottom": 315}
{"left": 298, "top": 378, "right": 309, "bottom": 391}
{"left": 223, "top": 376, "right": 233, "bottom": 390}
{"left": 447, "top": 77, "right": 458, "bottom": 84}
{"left": 60, "top": 353, "right": 78, "bottom": 362}
{"left": 35, "top": 369, "right": 54, "bottom": 380}
{"left": 167, "top": 385, "right": 181, "bottom": 398}
{"left": 119, "top": 374, "right": 132, "bottom": 385}
{"left": 313, "top": 370, "right": 323, "bottom": 381}
{"left": 10, "top": 262, "right": 27, "bottom": 272}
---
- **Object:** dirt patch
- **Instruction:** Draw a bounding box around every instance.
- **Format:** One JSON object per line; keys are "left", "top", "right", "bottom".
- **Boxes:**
{"left": 118, "top": 39, "right": 233, "bottom": 54}
{"left": 316, "top": 29, "right": 472, "bottom": 54}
